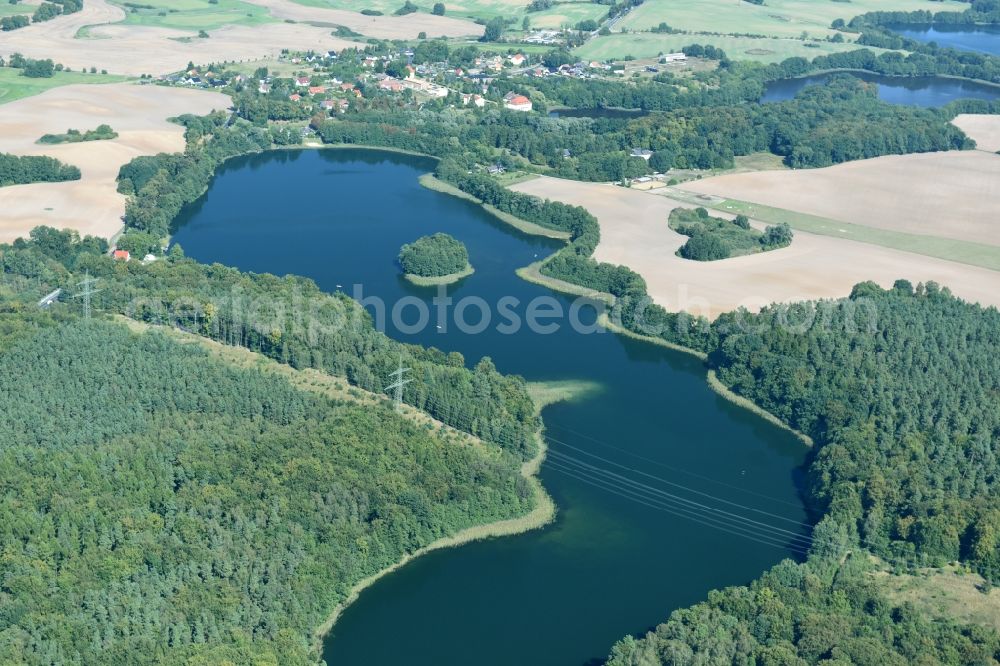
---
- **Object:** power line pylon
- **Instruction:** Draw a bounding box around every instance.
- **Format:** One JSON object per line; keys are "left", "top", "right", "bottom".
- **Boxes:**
{"left": 385, "top": 354, "right": 412, "bottom": 413}
{"left": 73, "top": 272, "right": 101, "bottom": 320}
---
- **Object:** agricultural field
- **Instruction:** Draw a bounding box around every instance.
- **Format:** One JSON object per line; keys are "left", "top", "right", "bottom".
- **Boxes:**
{"left": 680, "top": 151, "right": 1000, "bottom": 252}
{"left": 289, "top": 0, "right": 527, "bottom": 21}
{"left": 0, "top": 68, "right": 127, "bottom": 106}
{"left": 574, "top": 32, "right": 880, "bottom": 64}
{"left": 511, "top": 174, "right": 1000, "bottom": 319}
{"left": 618, "top": 0, "right": 969, "bottom": 40}
{"left": 952, "top": 114, "right": 1000, "bottom": 153}
{"left": 0, "top": 83, "right": 229, "bottom": 242}
{"left": 108, "top": 0, "right": 275, "bottom": 31}
{"left": 0, "top": 0, "right": 362, "bottom": 76}
{"left": 0, "top": 0, "right": 40, "bottom": 18}
{"left": 527, "top": 1, "right": 608, "bottom": 30}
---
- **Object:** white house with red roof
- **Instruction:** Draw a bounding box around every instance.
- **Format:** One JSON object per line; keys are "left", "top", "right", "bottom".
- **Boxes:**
{"left": 503, "top": 93, "right": 532, "bottom": 112}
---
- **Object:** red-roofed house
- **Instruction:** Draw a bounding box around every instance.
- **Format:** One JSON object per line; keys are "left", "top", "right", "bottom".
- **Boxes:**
{"left": 379, "top": 78, "right": 404, "bottom": 92}
{"left": 289, "top": 93, "right": 302, "bottom": 102}
{"left": 308, "top": 86, "right": 326, "bottom": 95}
{"left": 295, "top": 76, "right": 311, "bottom": 87}
{"left": 113, "top": 250, "right": 131, "bottom": 262}
{"left": 504, "top": 94, "right": 532, "bottom": 112}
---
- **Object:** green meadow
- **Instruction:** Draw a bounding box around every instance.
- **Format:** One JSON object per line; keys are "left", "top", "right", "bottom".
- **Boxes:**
{"left": 618, "top": 0, "right": 969, "bottom": 40}
{"left": 109, "top": 0, "right": 274, "bottom": 31}
{"left": 0, "top": 69, "right": 128, "bottom": 106}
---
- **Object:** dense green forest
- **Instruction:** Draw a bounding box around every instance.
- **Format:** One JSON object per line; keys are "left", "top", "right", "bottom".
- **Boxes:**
{"left": 0, "top": 152, "right": 81, "bottom": 186}
{"left": 608, "top": 284, "right": 1000, "bottom": 663}
{"left": 0, "top": 319, "right": 531, "bottom": 664}
{"left": 608, "top": 554, "right": 1000, "bottom": 664}
{"left": 0, "top": 227, "right": 543, "bottom": 663}
{"left": 669, "top": 207, "right": 792, "bottom": 261}
{"left": 38, "top": 124, "right": 117, "bottom": 145}
{"left": 398, "top": 232, "right": 470, "bottom": 277}
{"left": 3, "top": 227, "right": 540, "bottom": 461}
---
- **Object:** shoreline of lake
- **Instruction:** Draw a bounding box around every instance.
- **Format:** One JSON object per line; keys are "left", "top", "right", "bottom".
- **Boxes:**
{"left": 311, "top": 384, "right": 564, "bottom": 656}
{"left": 403, "top": 263, "right": 475, "bottom": 286}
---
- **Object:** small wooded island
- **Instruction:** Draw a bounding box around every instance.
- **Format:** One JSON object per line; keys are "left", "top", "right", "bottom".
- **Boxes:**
{"left": 670, "top": 207, "right": 793, "bottom": 261}
{"left": 398, "top": 233, "right": 474, "bottom": 285}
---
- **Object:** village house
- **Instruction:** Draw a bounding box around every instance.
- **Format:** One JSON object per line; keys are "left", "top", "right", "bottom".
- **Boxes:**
{"left": 112, "top": 249, "right": 131, "bottom": 262}
{"left": 508, "top": 53, "right": 526, "bottom": 67}
{"left": 401, "top": 77, "right": 448, "bottom": 98}
{"left": 503, "top": 92, "right": 532, "bottom": 112}
{"left": 258, "top": 81, "right": 271, "bottom": 94}
{"left": 295, "top": 76, "right": 311, "bottom": 87}
{"left": 379, "top": 78, "right": 404, "bottom": 92}
{"left": 320, "top": 99, "right": 336, "bottom": 110}
{"left": 289, "top": 93, "right": 302, "bottom": 102}
{"left": 661, "top": 52, "right": 688, "bottom": 63}
{"left": 630, "top": 148, "right": 654, "bottom": 160}
{"left": 308, "top": 85, "right": 326, "bottom": 95}
{"left": 462, "top": 93, "right": 486, "bottom": 108}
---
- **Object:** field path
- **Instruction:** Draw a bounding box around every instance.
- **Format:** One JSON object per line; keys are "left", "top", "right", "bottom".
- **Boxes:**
{"left": 0, "top": 0, "right": 360, "bottom": 76}
{"left": 512, "top": 175, "right": 1000, "bottom": 318}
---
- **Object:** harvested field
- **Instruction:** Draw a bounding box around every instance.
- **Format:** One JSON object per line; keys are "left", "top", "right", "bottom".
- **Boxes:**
{"left": 681, "top": 152, "right": 1000, "bottom": 248}
{"left": 511, "top": 175, "right": 1000, "bottom": 319}
{"left": 952, "top": 114, "right": 1000, "bottom": 153}
{"left": 289, "top": 0, "right": 527, "bottom": 21}
{"left": 618, "top": 0, "right": 966, "bottom": 40}
{"left": 0, "top": 83, "right": 230, "bottom": 243}
{"left": 243, "top": 0, "right": 483, "bottom": 38}
{"left": 0, "top": 0, "right": 473, "bottom": 77}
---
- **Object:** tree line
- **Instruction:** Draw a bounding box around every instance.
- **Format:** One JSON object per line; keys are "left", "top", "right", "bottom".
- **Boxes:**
{"left": 0, "top": 152, "right": 81, "bottom": 186}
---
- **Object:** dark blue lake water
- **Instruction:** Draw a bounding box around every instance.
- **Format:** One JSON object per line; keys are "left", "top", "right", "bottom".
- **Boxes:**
{"left": 889, "top": 23, "right": 1000, "bottom": 56}
{"left": 762, "top": 71, "right": 1000, "bottom": 106}
{"left": 171, "top": 148, "right": 809, "bottom": 666}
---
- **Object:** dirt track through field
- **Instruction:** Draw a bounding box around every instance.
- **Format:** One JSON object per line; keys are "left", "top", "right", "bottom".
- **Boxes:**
{"left": 511, "top": 175, "right": 1000, "bottom": 319}
{"left": 0, "top": 0, "right": 480, "bottom": 77}
{"left": 0, "top": 83, "right": 230, "bottom": 243}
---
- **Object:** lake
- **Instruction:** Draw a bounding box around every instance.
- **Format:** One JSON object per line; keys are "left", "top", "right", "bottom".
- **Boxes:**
{"left": 171, "top": 148, "right": 808, "bottom": 666}
{"left": 887, "top": 23, "right": 1000, "bottom": 56}
{"left": 761, "top": 71, "right": 1000, "bottom": 106}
